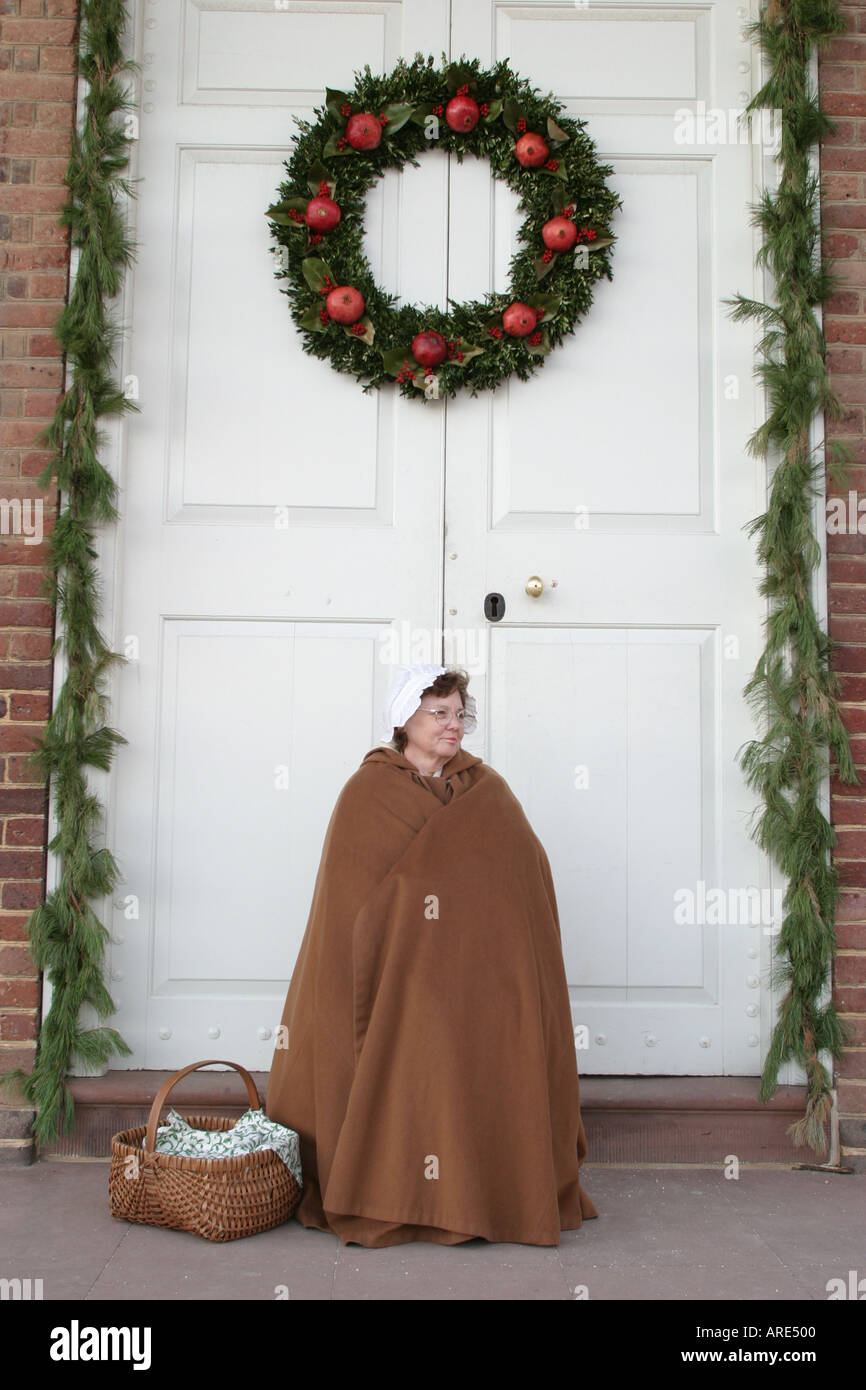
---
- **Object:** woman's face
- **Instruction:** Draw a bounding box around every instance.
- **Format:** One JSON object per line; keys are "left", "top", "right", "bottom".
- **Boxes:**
{"left": 400, "top": 689, "right": 466, "bottom": 762}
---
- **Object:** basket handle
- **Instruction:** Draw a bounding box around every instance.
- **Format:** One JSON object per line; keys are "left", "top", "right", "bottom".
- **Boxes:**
{"left": 144, "top": 1059, "right": 261, "bottom": 1154}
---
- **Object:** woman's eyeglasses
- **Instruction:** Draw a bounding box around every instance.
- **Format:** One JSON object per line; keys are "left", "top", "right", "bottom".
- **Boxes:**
{"left": 417, "top": 706, "right": 476, "bottom": 732}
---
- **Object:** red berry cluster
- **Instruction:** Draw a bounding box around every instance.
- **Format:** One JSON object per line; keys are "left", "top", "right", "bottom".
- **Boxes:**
{"left": 528, "top": 330, "right": 542, "bottom": 345}
{"left": 288, "top": 208, "right": 304, "bottom": 223}
{"left": 488, "top": 325, "right": 503, "bottom": 339}
{"left": 432, "top": 104, "right": 444, "bottom": 116}
{"left": 541, "top": 248, "right": 554, "bottom": 263}
{"left": 545, "top": 158, "right": 559, "bottom": 171}
{"left": 479, "top": 102, "right": 490, "bottom": 116}
{"left": 446, "top": 340, "right": 465, "bottom": 362}
{"left": 340, "top": 103, "right": 351, "bottom": 117}
{"left": 350, "top": 322, "right": 366, "bottom": 335}
{"left": 575, "top": 227, "right": 598, "bottom": 242}
{"left": 336, "top": 136, "right": 349, "bottom": 151}
{"left": 317, "top": 181, "right": 330, "bottom": 197}
{"left": 516, "top": 117, "right": 527, "bottom": 133}
{"left": 319, "top": 307, "right": 330, "bottom": 324}
{"left": 456, "top": 84, "right": 470, "bottom": 96}
{"left": 396, "top": 359, "right": 416, "bottom": 384}
{"left": 318, "top": 275, "right": 335, "bottom": 296}
{"left": 379, "top": 112, "right": 389, "bottom": 125}
{"left": 309, "top": 232, "right": 323, "bottom": 244}
{"left": 563, "top": 204, "right": 574, "bottom": 218}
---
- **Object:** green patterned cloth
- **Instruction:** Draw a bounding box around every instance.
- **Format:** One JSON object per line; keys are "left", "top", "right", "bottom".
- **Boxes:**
{"left": 144, "top": 1107, "right": 302, "bottom": 1186}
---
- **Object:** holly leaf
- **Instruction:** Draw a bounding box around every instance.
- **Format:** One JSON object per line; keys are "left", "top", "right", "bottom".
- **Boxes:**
{"left": 344, "top": 315, "right": 375, "bottom": 346}
{"left": 383, "top": 102, "right": 415, "bottom": 135}
{"left": 301, "top": 257, "right": 336, "bottom": 293}
{"left": 483, "top": 98, "right": 503, "bottom": 124}
{"left": 547, "top": 115, "right": 570, "bottom": 144}
{"left": 298, "top": 305, "right": 328, "bottom": 333}
{"left": 527, "top": 292, "right": 561, "bottom": 321}
{"left": 502, "top": 97, "right": 524, "bottom": 133}
{"left": 533, "top": 253, "right": 559, "bottom": 281}
{"left": 325, "top": 88, "right": 351, "bottom": 120}
{"left": 306, "top": 160, "right": 335, "bottom": 198}
{"left": 445, "top": 63, "right": 474, "bottom": 94}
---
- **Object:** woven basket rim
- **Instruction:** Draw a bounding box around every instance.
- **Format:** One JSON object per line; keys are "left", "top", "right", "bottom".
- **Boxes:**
{"left": 110, "top": 1116, "right": 300, "bottom": 1177}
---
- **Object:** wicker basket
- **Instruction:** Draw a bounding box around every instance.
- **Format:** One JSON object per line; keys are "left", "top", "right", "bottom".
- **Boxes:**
{"left": 109, "top": 1059, "right": 302, "bottom": 1242}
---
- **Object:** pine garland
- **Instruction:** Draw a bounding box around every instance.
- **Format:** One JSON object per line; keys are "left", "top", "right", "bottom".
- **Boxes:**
{"left": 724, "top": 0, "right": 856, "bottom": 1152}
{"left": 0, "top": 0, "right": 138, "bottom": 1143}
{"left": 266, "top": 54, "right": 621, "bottom": 399}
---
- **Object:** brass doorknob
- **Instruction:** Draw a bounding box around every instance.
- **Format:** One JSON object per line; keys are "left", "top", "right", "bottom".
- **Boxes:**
{"left": 525, "top": 575, "right": 544, "bottom": 598}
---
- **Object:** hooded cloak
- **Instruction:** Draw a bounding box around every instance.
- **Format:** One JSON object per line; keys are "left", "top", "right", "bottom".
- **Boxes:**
{"left": 265, "top": 743, "right": 598, "bottom": 1247}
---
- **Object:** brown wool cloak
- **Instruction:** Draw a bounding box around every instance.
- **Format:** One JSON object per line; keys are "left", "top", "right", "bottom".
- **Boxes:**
{"left": 265, "top": 743, "right": 598, "bottom": 1247}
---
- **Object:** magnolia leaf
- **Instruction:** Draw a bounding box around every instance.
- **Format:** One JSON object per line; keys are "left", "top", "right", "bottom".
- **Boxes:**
{"left": 301, "top": 257, "right": 336, "bottom": 293}
{"left": 306, "top": 160, "right": 335, "bottom": 198}
{"left": 540, "top": 161, "right": 568, "bottom": 182}
{"left": 502, "top": 96, "right": 524, "bottom": 133}
{"left": 445, "top": 63, "right": 474, "bottom": 94}
{"left": 533, "top": 253, "right": 559, "bottom": 281}
{"left": 325, "top": 88, "right": 351, "bottom": 119}
{"left": 454, "top": 340, "right": 484, "bottom": 364}
{"left": 587, "top": 235, "right": 616, "bottom": 251}
{"left": 298, "top": 305, "right": 328, "bottom": 333}
{"left": 410, "top": 101, "right": 435, "bottom": 126}
{"left": 547, "top": 115, "right": 570, "bottom": 143}
{"left": 322, "top": 132, "right": 350, "bottom": 158}
{"left": 527, "top": 330, "right": 552, "bottom": 357}
{"left": 344, "top": 314, "right": 375, "bottom": 346}
{"left": 527, "top": 292, "right": 561, "bottom": 321}
{"left": 381, "top": 346, "right": 412, "bottom": 376}
{"left": 483, "top": 98, "right": 503, "bottom": 123}
{"left": 548, "top": 183, "right": 569, "bottom": 213}
{"left": 383, "top": 102, "right": 415, "bottom": 134}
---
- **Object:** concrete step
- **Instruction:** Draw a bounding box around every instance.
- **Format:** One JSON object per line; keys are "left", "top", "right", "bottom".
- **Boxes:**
{"left": 3, "top": 1073, "right": 823, "bottom": 1166}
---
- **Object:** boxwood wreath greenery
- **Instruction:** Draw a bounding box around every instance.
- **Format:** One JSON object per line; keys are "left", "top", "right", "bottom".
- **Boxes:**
{"left": 265, "top": 54, "right": 621, "bottom": 400}
{"left": 2, "top": 3, "right": 859, "bottom": 1159}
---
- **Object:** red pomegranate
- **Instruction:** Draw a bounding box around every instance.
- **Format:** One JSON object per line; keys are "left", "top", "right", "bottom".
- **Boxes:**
{"left": 445, "top": 94, "right": 480, "bottom": 133}
{"left": 305, "top": 196, "right": 341, "bottom": 232}
{"left": 411, "top": 330, "right": 448, "bottom": 367}
{"left": 541, "top": 215, "right": 578, "bottom": 251}
{"left": 325, "top": 286, "right": 365, "bottom": 324}
{"left": 514, "top": 133, "right": 549, "bottom": 168}
{"left": 502, "top": 302, "right": 538, "bottom": 337}
{"left": 346, "top": 113, "right": 382, "bottom": 151}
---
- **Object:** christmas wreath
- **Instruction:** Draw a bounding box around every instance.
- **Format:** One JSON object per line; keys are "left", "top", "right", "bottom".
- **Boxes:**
{"left": 266, "top": 54, "right": 621, "bottom": 400}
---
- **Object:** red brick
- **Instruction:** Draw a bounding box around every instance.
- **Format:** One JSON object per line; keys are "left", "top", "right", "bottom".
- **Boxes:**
{"left": 0, "top": 74, "right": 74, "bottom": 102}
{"left": 0, "top": 19, "right": 77, "bottom": 44}
{"left": 0, "top": 943, "right": 39, "bottom": 976}
{"left": 827, "top": 319, "right": 866, "bottom": 342}
{"left": 0, "top": 1014, "right": 38, "bottom": 1041}
{"left": 0, "top": 914, "right": 39, "bottom": 943}
{"left": 7, "top": 691, "right": 49, "bottom": 720}
{"left": 0, "top": 979, "right": 39, "bottom": 1007}
{"left": 1, "top": 880, "right": 43, "bottom": 910}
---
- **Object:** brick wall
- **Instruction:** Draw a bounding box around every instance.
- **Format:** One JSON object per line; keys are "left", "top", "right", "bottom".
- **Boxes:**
{"left": 1, "top": 1, "right": 865, "bottom": 1167}
{"left": 0, "top": 0, "right": 77, "bottom": 1161}
{"left": 821, "top": 0, "right": 866, "bottom": 1167}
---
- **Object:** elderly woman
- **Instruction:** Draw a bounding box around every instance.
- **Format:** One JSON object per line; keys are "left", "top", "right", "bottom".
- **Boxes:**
{"left": 266, "top": 661, "right": 597, "bottom": 1247}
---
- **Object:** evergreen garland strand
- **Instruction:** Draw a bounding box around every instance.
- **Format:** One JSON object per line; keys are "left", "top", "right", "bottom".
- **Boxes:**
{"left": 725, "top": 0, "right": 856, "bottom": 1152}
{"left": 0, "top": 0, "right": 137, "bottom": 1143}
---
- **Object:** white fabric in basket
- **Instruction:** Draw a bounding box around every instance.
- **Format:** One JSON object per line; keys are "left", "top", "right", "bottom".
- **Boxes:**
{"left": 143, "top": 1107, "right": 302, "bottom": 1187}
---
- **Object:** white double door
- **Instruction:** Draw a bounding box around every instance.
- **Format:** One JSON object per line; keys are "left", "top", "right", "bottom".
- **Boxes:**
{"left": 76, "top": 0, "right": 796, "bottom": 1079}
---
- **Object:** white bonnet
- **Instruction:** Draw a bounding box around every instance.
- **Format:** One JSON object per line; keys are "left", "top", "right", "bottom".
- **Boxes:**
{"left": 380, "top": 662, "right": 477, "bottom": 740}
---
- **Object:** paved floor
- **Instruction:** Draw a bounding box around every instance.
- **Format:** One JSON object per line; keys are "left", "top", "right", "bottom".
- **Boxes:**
{"left": 1, "top": 1159, "right": 862, "bottom": 1302}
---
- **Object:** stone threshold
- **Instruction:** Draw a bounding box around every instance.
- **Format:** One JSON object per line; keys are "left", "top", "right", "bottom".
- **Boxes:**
{"left": 2, "top": 1072, "right": 819, "bottom": 1166}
